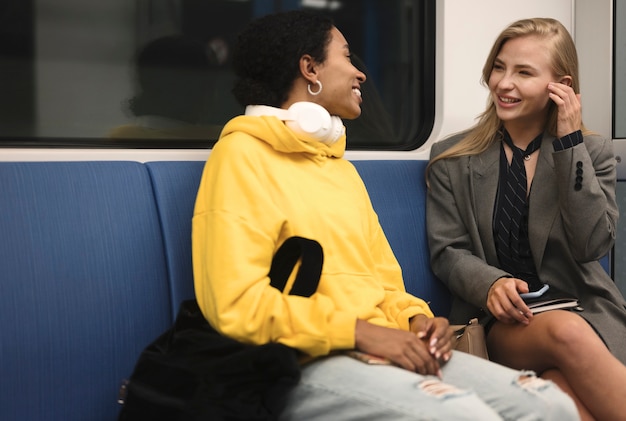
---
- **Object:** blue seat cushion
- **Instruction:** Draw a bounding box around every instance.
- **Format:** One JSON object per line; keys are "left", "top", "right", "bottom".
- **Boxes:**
{"left": 0, "top": 162, "right": 172, "bottom": 421}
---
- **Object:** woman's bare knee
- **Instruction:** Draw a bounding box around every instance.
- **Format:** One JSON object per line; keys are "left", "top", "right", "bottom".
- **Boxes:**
{"left": 487, "top": 311, "right": 601, "bottom": 369}
{"left": 539, "top": 312, "right": 602, "bottom": 360}
{"left": 542, "top": 312, "right": 588, "bottom": 343}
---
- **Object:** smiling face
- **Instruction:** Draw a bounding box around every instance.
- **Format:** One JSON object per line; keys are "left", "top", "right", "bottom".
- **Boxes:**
{"left": 314, "top": 28, "right": 366, "bottom": 119}
{"left": 488, "top": 35, "right": 557, "bottom": 134}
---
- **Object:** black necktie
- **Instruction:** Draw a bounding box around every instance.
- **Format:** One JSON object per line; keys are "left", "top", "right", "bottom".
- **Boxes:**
{"left": 496, "top": 131, "right": 542, "bottom": 280}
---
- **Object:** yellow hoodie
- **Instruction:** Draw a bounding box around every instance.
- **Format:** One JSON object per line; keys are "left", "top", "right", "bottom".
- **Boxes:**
{"left": 192, "top": 114, "right": 433, "bottom": 358}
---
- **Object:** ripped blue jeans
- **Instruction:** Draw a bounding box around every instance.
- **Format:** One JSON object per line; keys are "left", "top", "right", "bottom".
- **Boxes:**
{"left": 278, "top": 351, "right": 579, "bottom": 420}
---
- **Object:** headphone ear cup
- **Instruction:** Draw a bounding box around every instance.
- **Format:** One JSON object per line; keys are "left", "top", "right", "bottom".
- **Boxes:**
{"left": 286, "top": 102, "right": 344, "bottom": 144}
{"left": 245, "top": 102, "right": 344, "bottom": 144}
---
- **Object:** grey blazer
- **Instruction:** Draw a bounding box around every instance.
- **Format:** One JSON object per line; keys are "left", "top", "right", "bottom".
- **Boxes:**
{"left": 426, "top": 131, "right": 626, "bottom": 364}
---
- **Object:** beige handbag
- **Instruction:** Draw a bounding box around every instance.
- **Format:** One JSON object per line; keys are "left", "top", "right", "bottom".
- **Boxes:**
{"left": 450, "top": 318, "right": 489, "bottom": 359}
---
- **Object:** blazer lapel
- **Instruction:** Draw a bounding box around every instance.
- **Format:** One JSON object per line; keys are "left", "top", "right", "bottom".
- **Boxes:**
{"left": 528, "top": 134, "right": 559, "bottom": 270}
{"left": 470, "top": 141, "right": 500, "bottom": 265}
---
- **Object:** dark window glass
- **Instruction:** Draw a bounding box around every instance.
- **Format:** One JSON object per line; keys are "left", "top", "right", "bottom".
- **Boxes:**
{"left": 0, "top": 0, "right": 434, "bottom": 150}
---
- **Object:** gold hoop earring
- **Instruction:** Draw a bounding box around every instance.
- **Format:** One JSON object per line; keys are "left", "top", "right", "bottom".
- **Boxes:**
{"left": 307, "top": 81, "right": 322, "bottom": 96}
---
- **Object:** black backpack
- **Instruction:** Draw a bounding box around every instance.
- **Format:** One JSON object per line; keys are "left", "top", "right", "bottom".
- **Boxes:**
{"left": 117, "top": 236, "right": 323, "bottom": 421}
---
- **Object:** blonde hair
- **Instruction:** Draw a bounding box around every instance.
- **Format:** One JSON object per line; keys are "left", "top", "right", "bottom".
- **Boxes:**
{"left": 427, "top": 18, "right": 588, "bottom": 175}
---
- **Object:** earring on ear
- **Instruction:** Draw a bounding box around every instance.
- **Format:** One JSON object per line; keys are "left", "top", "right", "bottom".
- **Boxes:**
{"left": 307, "top": 81, "right": 323, "bottom": 96}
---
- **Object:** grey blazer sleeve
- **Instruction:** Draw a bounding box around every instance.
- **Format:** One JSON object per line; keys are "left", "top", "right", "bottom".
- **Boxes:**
{"left": 551, "top": 134, "right": 618, "bottom": 261}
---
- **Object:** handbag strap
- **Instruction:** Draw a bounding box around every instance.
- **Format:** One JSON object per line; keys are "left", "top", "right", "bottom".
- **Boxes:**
{"left": 268, "top": 236, "right": 323, "bottom": 297}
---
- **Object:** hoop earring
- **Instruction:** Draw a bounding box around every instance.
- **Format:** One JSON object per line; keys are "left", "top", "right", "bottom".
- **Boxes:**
{"left": 307, "top": 81, "right": 322, "bottom": 96}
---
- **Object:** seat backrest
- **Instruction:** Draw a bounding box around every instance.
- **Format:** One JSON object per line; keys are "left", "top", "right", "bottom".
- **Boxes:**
{"left": 146, "top": 161, "right": 206, "bottom": 319}
{"left": 353, "top": 160, "right": 451, "bottom": 316}
{"left": 0, "top": 161, "right": 172, "bottom": 421}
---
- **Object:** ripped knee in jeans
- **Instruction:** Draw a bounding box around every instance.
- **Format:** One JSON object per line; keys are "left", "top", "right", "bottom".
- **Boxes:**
{"left": 417, "top": 379, "right": 470, "bottom": 400}
{"left": 515, "top": 370, "right": 550, "bottom": 392}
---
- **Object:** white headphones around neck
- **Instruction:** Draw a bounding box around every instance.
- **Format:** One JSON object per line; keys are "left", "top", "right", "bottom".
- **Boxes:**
{"left": 245, "top": 102, "right": 344, "bottom": 145}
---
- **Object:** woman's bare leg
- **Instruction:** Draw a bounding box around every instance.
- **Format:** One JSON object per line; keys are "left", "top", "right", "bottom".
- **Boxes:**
{"left": 487, "top": 310, "right": 626, "bottom": 421}
{"left": 541, "top": 368, "right": 594, "bottom": 421}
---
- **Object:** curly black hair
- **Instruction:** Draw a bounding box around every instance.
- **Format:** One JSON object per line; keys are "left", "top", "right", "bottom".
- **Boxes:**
{"left": 231, "top": 10, "right": 334, "bottom": 107}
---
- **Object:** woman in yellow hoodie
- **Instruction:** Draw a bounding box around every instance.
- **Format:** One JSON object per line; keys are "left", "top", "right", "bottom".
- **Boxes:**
{"left": 192, "top": 10, "right": 578, "bottom": 420}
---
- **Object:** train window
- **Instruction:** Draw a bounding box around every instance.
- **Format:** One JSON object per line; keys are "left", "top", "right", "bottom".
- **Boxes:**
{"left": 615, "top": 0, "right": 626, "bottom": 139}
{"left": 0, "top": 0, "right": 434, "bottom": 150}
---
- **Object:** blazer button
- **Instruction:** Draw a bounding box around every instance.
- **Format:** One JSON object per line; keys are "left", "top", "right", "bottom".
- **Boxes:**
{"left": 576, "top": 168, "right": 583, "bottom": 176}
{"left": 574, "top": 183, "right": 582, "bottom": 191}
{"left": 576, "top": 161, "right": 583, "bottom": 168}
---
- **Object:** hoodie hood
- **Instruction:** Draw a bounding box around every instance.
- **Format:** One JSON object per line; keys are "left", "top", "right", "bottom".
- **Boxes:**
{"left": 220, "top": 114, "right": 346, "bottom": 162}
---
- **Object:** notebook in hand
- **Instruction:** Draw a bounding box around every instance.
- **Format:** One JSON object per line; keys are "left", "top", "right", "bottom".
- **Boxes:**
{"left": 521, "top": 284, "right": 581, "bottom": 314}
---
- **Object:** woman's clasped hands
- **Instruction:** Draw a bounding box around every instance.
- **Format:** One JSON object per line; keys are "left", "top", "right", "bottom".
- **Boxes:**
{"left": 355, "top": 315, "right": 453, "bottom": 377}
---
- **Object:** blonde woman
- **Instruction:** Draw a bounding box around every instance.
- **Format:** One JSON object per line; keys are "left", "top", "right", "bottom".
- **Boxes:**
{"left": 427, "top": 17, "right": 626, "bottom": 420}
